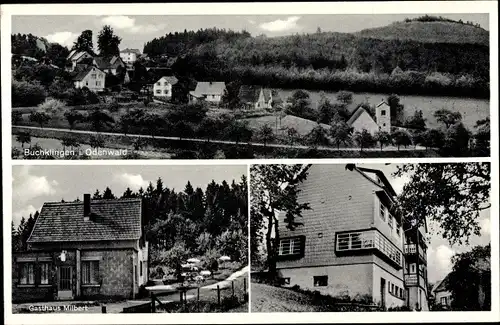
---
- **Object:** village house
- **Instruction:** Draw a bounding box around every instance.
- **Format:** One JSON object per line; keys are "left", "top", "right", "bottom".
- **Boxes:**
{"left": 275, "top": 164, "right": 429, "bottom": 310}
{"left": 432, "top": 275, "right": 453, "bottom": 309}
{"left": 12, "top": 195, "right": 148, "bottom": 303}
{"left": 93, "top": 56, "right": 126, "bottom": 75}
{"left": 238, "top": 85, "right": 273, "bottom": 109}
{"left": 347, "top": 100, "right": 391, "bottom": 135}
{"left": 73, "top": 66, "right": 106, "bottom": 92}
{"left": 153, "top": 76, "right": 179, "bottom": 99}
{"left": 66, "top": 50, "right": 93, "bottom": 72}
{"left": 119, "top": 48, "right": 141, "bottom": 68}
{"left": 188, "top": 81, "right": 226, "bottom": 105}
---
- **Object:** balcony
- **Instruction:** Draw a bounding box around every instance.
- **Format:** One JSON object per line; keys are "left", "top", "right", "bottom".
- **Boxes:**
{"left": 404, "top": 244, "right": 427, "bottom": 264}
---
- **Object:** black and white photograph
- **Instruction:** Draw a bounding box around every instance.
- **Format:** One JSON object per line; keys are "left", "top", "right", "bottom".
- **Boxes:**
{"left": 250, "top": 163, "right": 491, "bottom": 312}
{"left": 11, "top": 165, "right": 249, "bottom": 313}
{"left": 9, "top": 11, "right": 490, "bottom": 159}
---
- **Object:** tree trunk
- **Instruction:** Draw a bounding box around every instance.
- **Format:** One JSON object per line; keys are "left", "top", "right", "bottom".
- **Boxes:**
{"left": 265, "top": 210, "right": 276, "bottom": 281}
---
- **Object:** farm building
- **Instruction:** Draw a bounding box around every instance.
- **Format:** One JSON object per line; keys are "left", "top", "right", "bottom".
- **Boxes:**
{"left": 188, "top": 81, "right": 226, "bottom": 105}
{"left": 153, "top": 76, "right": 179, "bottom": 99}
{"left": 73, "top": 66, "right": 106, "bottom": 92}
{"left": 347, "top": 101, "right": 391, "bottom": 135}
{"left": 238, "top": 85, "right": 273, "bottom": 109}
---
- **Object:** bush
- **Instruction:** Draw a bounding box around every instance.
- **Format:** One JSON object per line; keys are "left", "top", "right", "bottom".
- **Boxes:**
{"left": 12, "top": 80, "right": 46, "bottom": 107}
{"left": 38, "top": 98, "right": 66, "bottom": 115}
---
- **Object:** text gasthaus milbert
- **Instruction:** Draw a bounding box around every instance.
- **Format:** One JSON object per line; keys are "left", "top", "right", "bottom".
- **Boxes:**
{"left": 28, "top": 304, "right": 90, "bottom": 312}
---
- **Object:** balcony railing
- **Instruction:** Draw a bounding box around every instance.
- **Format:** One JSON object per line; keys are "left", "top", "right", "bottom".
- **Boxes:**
{"left": 404, "top": 244, "right": 427, "bottom": 264}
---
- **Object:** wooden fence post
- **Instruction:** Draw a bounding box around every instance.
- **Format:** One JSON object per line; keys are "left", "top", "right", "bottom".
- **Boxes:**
{"left": 151, "top": 293, "right": 156, "bottom": 313}
{"left": 101, "top": 305, "right": 106, "bottom": 313}
{"left": 217, "top": 285, "right": 221, "bottom": 306}
{"left": 197, "top": 287, "right": 200, "bottom": 301}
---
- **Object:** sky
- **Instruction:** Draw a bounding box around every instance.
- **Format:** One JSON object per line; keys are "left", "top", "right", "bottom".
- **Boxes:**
{"left": 11, "top": 13, "right": 489, "bottom": 51}
{"left": 11, "top": 164, "right": 247, "bottom": 223}
{"left": 360, "top": 163, "right": 491, "bottom": 284}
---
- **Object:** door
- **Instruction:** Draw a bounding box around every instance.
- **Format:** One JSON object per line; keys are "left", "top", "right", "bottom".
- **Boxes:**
{"left": 380, "top": 278, "right": 386, "bottom": 308}
{"left": 58, "top": 266, "right": 73, "bottom": 300}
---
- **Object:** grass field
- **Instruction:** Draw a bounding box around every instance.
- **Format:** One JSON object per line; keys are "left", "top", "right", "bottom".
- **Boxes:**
{"left": 251, "top": 282, "right": 322, "bottom": 312}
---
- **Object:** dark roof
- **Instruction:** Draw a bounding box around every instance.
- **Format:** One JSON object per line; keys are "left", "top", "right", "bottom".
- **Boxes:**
{"left": 158, "top": 76, "right": 178, "bottom": 85}
{"left": 433, "top": 274, "right": 450, "bottom": 293}
{"left": 28, "top": 198, "right": 142, "bottom": 243}
{"left": 94, "top": 56, "right": 124, "bottom": 70}
{"left": 238, "top": 85, "right": 261, "bottom": 103}
{"left": 356, "top": 166, "right": 397, "bottom": 197}
{"left": 72, "top": 66, "right": 100, "bottom": 81}
{"left": 120, "top": 48, "right": 141, "bottom": 54}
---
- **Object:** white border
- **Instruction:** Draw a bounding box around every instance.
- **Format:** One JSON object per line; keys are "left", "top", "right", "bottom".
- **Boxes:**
{"left": 2, "top": 1, "right": 499, "bottom": 324}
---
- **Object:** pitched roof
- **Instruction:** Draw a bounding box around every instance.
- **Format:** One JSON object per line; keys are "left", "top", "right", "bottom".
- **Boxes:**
{"left": 94, "top": 56, "right": 124, "bottom": 70}
{"left": 157, "top": 76, "right": 178, "bottom": 85}
{"left": 72, "top": 66, "right": 98, "bottom": 81}
{"left": 28, "top": 198, "right": 142, "bottom": 243}
{"left": 263, "top": 89, "right": 272, "bottom": 102}
{"left": 192, "top": 81, "right": 226, "bottom": 96}
{"left": 120, "top": 48, "right": 141, "bottom": 54}
{"left": 433, "top": 274, "right": 450, "bottom": 293}
{"left": 93, "top": 57, "right": 110, "bottom": 70}
{"left": 346, "top": 106, "right": 375, "bottom": 126}
{"left": 238, "top": 85, "right": 261, "bottom": 103}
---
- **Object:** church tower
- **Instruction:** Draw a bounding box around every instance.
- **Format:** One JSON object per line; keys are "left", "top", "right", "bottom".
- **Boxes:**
{"left": 376, "top": 100, "right": 391, "bottom": 133}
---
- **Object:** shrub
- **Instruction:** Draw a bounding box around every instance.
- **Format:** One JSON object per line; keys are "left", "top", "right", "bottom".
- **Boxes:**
{"left": 38, "top": 98, "right": 66, "bottom": 115}
{"left": 12, "top": 80, "right": 47, "bottom": 107}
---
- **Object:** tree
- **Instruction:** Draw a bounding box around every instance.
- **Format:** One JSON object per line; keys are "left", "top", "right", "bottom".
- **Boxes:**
{"left": 306, "top": 125, "right": 330, "bottom": 147}
{"left": 64, "top": 110, "right": 84, "bottom": 130}
{"left": 12, "top": 80, "right": 46, "bottom": 107}
{"left": 330, "top": 121, "right": 352, "bottom": 149}
{"left": 224, "top": 120, "right": 253, "bottom": 144}
{"left": 173, "top": 121, "right": 194, "bottom": 140}
{"left": 102, "top": 187, "right": 116, "bottom": 199}
{"left": 285, "top": 127, "right": 300, "bottom": 146}
{"left": 353, "top": 129, "right": 376, "bottom": 151}
{"left": 61, "top": 136, "right": 79, "bottom": 151}
{"left": 93, "top": 189, "right": 102, "bottom": 199}
{"left": 89, "top": 135, "right": 105, "bottom": 150}
{"left": 336, "top": 90, "right": 353, "bottom": 106}
{"left": 442, "top": 122, "right": 471, "bottom": 156}
{"left": 447, "top": 244, "right": 491, "bottom": 311}
{"left": 286, "top": 90, "right": 313, "bottom": 119}
{"left": 394, "top": 163, "right": 490, "bottom": 245}
{"left": 434, "top": 109, "right": 462, "bottom": 128}
{"left": 317, "top": 94, "right": 335, "bottom": 124}
{"left": 387, "top": 94, "right": 405, "bottom": 125}
{"left": 72, "top": 30, "right": 94, "bottom": 54}
{"left": 16, "top": 132, "right": 31, "bottom": 149}
{"left": 374, "top": 131, "right": 392, "bottom": 150}
{"left": 250, "top": 164, "right": 310, "bottom": 280}
{"left": 87, "top": 109, "right": 114, "bottom": 133}
{"left": 473, "top": 118, "right": 490, "bottom": 156}
{"left": 12, "top": 111, "right": 23, "bottom": 125}
{"left": 391, "top": 129, "right": 412, "bottom": 150}
{"left": 160, "top": 241, "right": 192, "bottom": 281}
{"left": 418, "top": 129, "right": 445, "bottom": 150}
{"left": 256, "top": 124, "right": 275, "bottom": 147}
{"left": 404, "top": 110, "right": 427, "bottom": 131}
{"left": 29, "top": 111, "right": 51, "bottom": 128}
{"left": 97, "top": 25, "right": 121, "bottom": 57}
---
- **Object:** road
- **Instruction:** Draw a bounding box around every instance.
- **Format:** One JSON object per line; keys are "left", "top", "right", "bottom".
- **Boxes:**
{"left": 13, "top": 125, "right": 430, "bottom": 152}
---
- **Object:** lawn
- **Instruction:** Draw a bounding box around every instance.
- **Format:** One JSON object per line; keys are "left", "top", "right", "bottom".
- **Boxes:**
{"left": 251, "top": 282, "right": 322, "bottom": 312}
{"left": 241, "top": 114, "right": 331, "bottom": 137}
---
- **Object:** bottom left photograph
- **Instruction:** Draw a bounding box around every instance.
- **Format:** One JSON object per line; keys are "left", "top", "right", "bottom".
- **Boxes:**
{"left": 10, "top": 164, "right": 249, "bottom": 314}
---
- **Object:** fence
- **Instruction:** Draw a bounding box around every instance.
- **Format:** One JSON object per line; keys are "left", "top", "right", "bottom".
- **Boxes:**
{"left": 122, "top": 276, "right": 248, "bottom": 313}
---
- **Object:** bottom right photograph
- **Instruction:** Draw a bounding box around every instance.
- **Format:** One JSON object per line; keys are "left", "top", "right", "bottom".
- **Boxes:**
{"left": 249, "top": 162, "right": 491, "bottom": 312}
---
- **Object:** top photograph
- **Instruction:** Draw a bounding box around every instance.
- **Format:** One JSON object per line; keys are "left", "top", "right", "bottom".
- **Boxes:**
{"left": 10, "top": 13, "right": 491, "bottom": 159}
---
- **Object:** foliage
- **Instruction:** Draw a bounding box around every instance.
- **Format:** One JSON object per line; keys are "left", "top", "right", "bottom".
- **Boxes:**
{"left": 12, "top": 80, "right": 47, "bottom": 107}
{"left": 12, "top": 111, "right": 23, "bottom": 125}
{"left": 306, "top": 125, "right": 330, "bottom": 147}
{"left": 29, "top": 111, "right": 51, "bottom": 128}
{"left": 255, "top": 124, "right": 275, "bottom": 147}
{"left": 404, "top": 109, "right": 426, "bottom": 131}
{"left": 250, "top": 165, "right": 310, "bottom": 280}
{"left": 12, "top": 212, "right": 39, "bottom": 252}
{"left": 353, "top": 129, "right": 376, "bottom": 151}
{"left": 417, "top": 128, "right": 446, "bottom": 150}
{"left": 472, "top": 118, "right": 490, "bottom": 156}
{"left": 448, "top": 244, "right": 491, "bottom": 311}
{"left": 330, "top": 121, "right": 353, "bottom": 149}
{"left": 391, "top": 129, "right": 412, "bottom": 150}
{"left": 15, "top": 132, "right": 32, "bottom": 149}
{"left": 434, "top": 109, "right": 463, "bottom": 128}
{"left": 394, "top": 163, "right": 490, "bottom": 245}
{"left": 97, "top": 25, "right": 122, "bottom": 57}
{"left": 38, "top": 98, "right": 66, "bottom": 115}
{"left": 72, "top": 30, "right": 94, "bottom": 54}
{"left": 89, "top": 135, "right": 105, "bottom": 149}
{"left": 64, "top": 110, "right": 85, "bottom": 130}
{"left": 87, "top": 109, "right": 115, "bottom": 132}
{"left": 374, "top": 131, "right": 391, "bottom": 150}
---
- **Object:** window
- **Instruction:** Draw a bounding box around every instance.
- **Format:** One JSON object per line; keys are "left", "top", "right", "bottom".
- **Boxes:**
{"left": 85, "top": 81, "right": 89, "bottom": 86}
{"left": 396, "top": 224, "right": 401, "bottom": 236}
{"left": 164, "top": 90, "right": 169, "bottom": 95}
{"left": 381, "top": 110, "right": 386, "bottom": 116}
{"left": 278, "top": 237, "right": 302, "bottom": 256}
{"left": 164, "top": 82, "right": 168, "bottom": 86}
{"left": 96, "top": 81, "right": 101, "bottom": 86}
{"left": 313, "top": 276, "right": 328, "bottom": 287}
{"left": 379, "top": 203, "right": 386, "bottom": 221}
{"left": 140, "top": 261, "right": 143, "bottom": 277}
{"left": 156, "top": 82, "right": 161, "bottom": 86}
{"left": 283, "top": 277, "right": 290, "bottom": 285}
{"left": 388, "top": 214, "right": 393, "bottom": 229}
{"left": 91, "top": 74, "right": 96, "bottom": 79}
{"left": 20, "top": 263, "right": 35, "bottom": 285}
{"left": 156, "top": 90, "right": 161, "bottom": 94}
{"left": 40, "top": 263, "right": 50, "bottom": 284}
{"left": 440, "top": 297, "right": 448, "bottom": 305}
{"left": 82, "top": 261, "right": 99, "bottom": 285}
{"left": 391, "top": 283, "right": 395, "bottom": 293}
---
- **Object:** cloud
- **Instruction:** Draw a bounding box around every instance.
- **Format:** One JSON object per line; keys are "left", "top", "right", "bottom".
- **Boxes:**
{"left": 259, "top": 16, "right": 301, "bottom": 32}
{"left": 114, "top": 173, "right": 149, "bottom": 190}
{"left": 45, "top": 31, "right": 78, "bottom": 47}
{"left": 13, "top": 205, "right": 38, "bottom": 222}
{"left": 101, "top": 15, "right": 166, "bottom": 34}
{"left": 427, "top": 245, "right": 456, "bottom": 282}
{"left": 248, "top": 19, "right": 256, "bottom": 25}
{"left": 12, "top": 166, "right": 58, "bottom": 204}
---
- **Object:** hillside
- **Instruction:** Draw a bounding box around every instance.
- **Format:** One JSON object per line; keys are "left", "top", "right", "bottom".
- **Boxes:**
{"left": 356, "top": 21, "right": 489, "bottom": 45}
{"left": 251, "top": 283, "right": 322, "bottom": 312}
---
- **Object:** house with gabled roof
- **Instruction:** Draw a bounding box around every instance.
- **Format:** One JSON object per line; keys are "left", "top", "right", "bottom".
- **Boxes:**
{"left": 188, "top": 81, "right": 226, "bottom": 105}
{"left": 238, "top": 85, "right": 273, "bottom": 109}
{"left": 347, "top": 100, "right": 391, "bottom": 135}
{"left": 12, "top": 194, "right": 148, "bottom": 302}
{"left": 73, "top": 66, "right": 106, "bottom": 92}
{"left": 120, "top": 48, "right": 141, "bottom": 67}
{"left": 66, "top": 50, "right": 94, "bottom": 72}
{"left": 153, "top": 76, "right": 178, "bottom": 99}
{"left": 93, "top": 55, "right": 125, "bottom": 75}
{"left": 275, "top": 164, "right": 429, "bottom": 310}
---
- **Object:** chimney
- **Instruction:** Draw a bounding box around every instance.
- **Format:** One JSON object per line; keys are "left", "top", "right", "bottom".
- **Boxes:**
{"left": 84, "top": 194, "right": 91, "bottom": 221}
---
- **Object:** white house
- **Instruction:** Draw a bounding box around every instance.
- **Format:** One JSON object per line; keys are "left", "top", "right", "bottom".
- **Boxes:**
{"left": 153, "top": 76, "right": 179, "bottom": 99}
{"left": 188, "top": 81, "right": 226, "bottom": 105}
{"left": 73, "top": 66, "right": 106, "bottom": 92}
{"left": 120, "top": 48, "right": 141, "bottom": 67}
{"left": 238, "top": 85, "right": 273, "bottom": 109}
{"left": 347, "top": 100, "right": 391, "bottom": 135}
